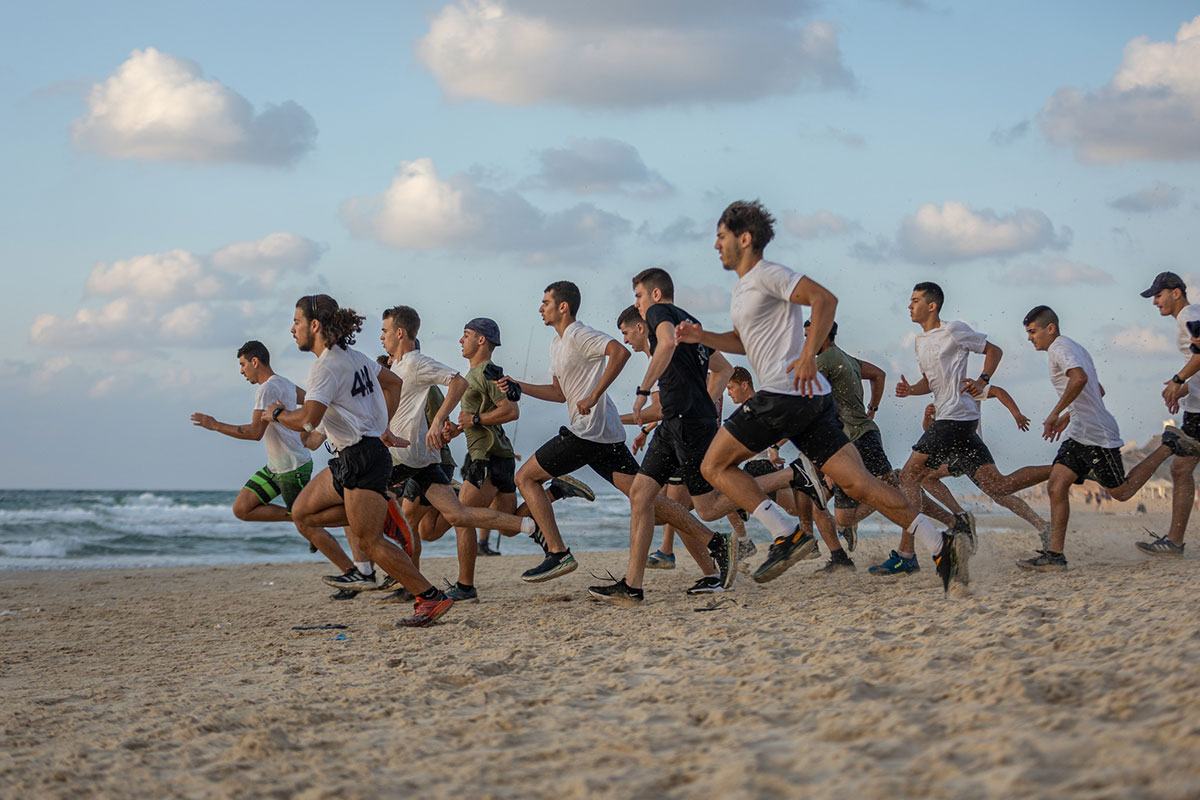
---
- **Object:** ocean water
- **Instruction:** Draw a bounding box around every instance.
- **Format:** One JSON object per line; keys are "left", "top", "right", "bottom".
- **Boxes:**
{"left": 0, "top": 488, "right": 929, "bottom": 572}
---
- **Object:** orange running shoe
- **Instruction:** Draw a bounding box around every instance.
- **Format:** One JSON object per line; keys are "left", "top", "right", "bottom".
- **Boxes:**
{"left": 383, "top": 498, "right": 414, "bottom": 557}
{"left": 396, "top": 593, "right": 453, "bottom": 628}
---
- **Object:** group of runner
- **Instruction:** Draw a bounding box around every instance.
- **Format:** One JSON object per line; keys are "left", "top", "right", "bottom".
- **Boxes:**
{"left": 192, "top": 201, "right": 1200, "bottom": 627}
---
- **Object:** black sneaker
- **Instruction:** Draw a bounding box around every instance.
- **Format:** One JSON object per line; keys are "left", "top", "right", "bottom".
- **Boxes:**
{"left": 376, "top": 588, "right": 414, "bottom": 604}
{"left": 837, "top": 525, "right": 857, "bottom": 553}
{"left": 953, "top": 512, "right": 978, "bottom": 554}
{"left": 477, "top": 537, "right": 502, "bottom": 556}
{"left": 1162, "top": 426, "right": 1200, "bottom": 457}
{"left": 321, "top": 568, "right": 377, "bottom": 591}
{"left": 789, "top": 453, "right": 829, "bottom": 512}
{"left": 815, "top": 549, "right": 856, "bottom": 574}
{"left": 587, "top": 577, "right": 644, "bottom": 606}
{"left": 377, "top": 575, "right": 398, "bottom": 592}
{"left": 752, "top": 527, "right": 816, "bottom": 583}
{"left": 933, "top": 533, "right": 961, "bottom": 593}
{"left": 707, "top": 530, "right": 737, "bottom": 589}
{"left": 329, "top": 588, "right": 359, "bottom": 601}
{"left": 521, "top": 549, "right": 578, "bottom": 583}
{"left": 548, "top": 475, "right": 596, "bottom": 502}
{"left": 1016, "top": 550, "right": 1068, "bottom": 571}
{"left": 686, "top": 576, "right": 725, "bottom": 594}
{"left": 443, "top": 581, "right": 479, "bottom": 603}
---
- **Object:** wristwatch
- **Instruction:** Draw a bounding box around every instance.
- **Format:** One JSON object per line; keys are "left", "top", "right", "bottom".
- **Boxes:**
{"left": 472, "top": 412, "right": 482, "bottom": 427}
{"left": 868, "top": 404, "right": 879, "bottom": 411}
{"left": 978, "top": 373, "right": 991, "bottom": 384}
{"left": 636, "top": 387, "right": 652, "bottom": 397}
{"left": 640, "top": 425, "right": 653, "bottom": 435}
{"left": 1173, "top": 374, "right": 1186, "bottom": 385}
{"left": 272, "top": 407, "right": 283, "bottom": 421}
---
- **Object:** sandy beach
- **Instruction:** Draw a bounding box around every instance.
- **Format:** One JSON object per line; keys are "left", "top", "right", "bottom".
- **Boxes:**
{"left": 3, "top": 510, "right": 1199, "bottom": 799}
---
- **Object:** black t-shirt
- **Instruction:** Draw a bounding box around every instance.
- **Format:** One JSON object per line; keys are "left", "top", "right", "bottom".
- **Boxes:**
{"left": 645, "top": 303, "right": 716, "bottom": 420}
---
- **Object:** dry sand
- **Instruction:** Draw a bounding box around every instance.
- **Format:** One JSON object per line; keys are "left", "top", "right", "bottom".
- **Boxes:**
{"left": 3, "top": 510, "right": 1200, "bottom": 799}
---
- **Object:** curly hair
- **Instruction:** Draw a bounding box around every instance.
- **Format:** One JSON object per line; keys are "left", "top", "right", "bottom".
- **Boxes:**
{"left": 718, "top": 200, "right": 776, "bottom": 252}
{"left": 296, "top": 294, "right": 364, "bottom": 350}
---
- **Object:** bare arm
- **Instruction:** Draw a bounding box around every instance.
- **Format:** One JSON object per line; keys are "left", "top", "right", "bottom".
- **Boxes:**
{"left": 1043, "top": 367, "right": 1087, "bottom": 440}
{"left": 962, "top": 342, "right": 1003, "bottom": 398}
{"left": 190, "top": 410, "right": 269, "bottom": 441}
{"left": 273, "top": 400, "right": 328, "bottom": 432}
{"left": 426, "top": 374, "right": 468, "bottom": 451}
{"left": 377, "top": 365, "right": 402, "bottom": 422}
{"left": 787, "top": 276, "right": 837, "bottom": 395}
{"left": 620, "top": 393, "right": 661, "bottom": 425}
{"left": 986, "top": 385, "right": 1030, "bottom": 431}
{"left": 896, "top": 374, "right": 931, "bottom": 397}
{"left": 460, "top": 396, "right": 519, "bottom": 430}
{"left": 579, "top": 340, "right": 632, "bottom": 415}
{"left": 858, "top": 358, "right": 886, "bottom": 417}
{"left": 502, "top": 377, "right": 566, "bottom": 404}
{"left": 676, "top": 323, "right": 746, "bottom": 355}
{"left": 706, "top": 351, "right": 735, "bottom": 407}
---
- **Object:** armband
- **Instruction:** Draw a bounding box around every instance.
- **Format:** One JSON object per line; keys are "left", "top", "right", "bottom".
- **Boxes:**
{"left": 636, "top": 387, "right": 652, "bottom": 397}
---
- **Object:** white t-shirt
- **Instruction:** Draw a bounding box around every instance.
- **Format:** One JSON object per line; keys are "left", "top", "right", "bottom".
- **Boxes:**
{"left": 550, "top": 321, "right": 626, "bottom": 444}
{"left": 730, "top": 260, "right": 831, "bottom": 397}
{"left": 915, "top": 320, "right": 988, "bottom": 422}
{"left": 306, "top": 346, "right": 388, "bottom": 451}
{"left": 1175, "top": 305, "right": 1200, "bottom": 413}
{"left": 253, "top": 374, "right": 311, "bottom": 474}
{"left": 389, "top": 350, "right": 459, "bottom": 468}
{"left": 1047, "top": 335, "right": 1122, "bottom": 449}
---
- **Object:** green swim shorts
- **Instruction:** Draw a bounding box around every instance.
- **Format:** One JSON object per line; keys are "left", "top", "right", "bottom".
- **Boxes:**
{"left": 243, "top": 460, "right": 313, "bottom": 511}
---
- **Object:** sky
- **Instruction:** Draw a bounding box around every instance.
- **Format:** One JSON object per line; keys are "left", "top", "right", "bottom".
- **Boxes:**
{"left": 2, "top": 1, "right": 1199, "bottom": 490}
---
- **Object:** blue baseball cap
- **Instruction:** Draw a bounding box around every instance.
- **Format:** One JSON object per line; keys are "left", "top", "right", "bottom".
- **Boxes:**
{"left": 465, "top": 317, "right": 501, "bottom": 346}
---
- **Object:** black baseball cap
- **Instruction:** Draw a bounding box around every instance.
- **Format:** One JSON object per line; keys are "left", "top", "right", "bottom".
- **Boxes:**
{"left": 464, "top": 317, "right": 501, "bottom": 346}
{"left": 1140, "top": 271, "right": 1187, "bottom": 298}
{"left": 803, "top": 319, "right": 838, "bottom": 338}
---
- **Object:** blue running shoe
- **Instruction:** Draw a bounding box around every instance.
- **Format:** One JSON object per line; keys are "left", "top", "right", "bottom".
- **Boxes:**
{"left": 868, "top": 550, "right": 920, "bottom": 575}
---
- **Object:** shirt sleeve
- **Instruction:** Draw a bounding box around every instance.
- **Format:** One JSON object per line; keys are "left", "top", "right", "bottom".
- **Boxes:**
{"left": 948, "top": 320, "right": 988, "bottom": 354}
{"left": 645, "top": 304, "right": 669, "bottom": 332}
{"left": 414, "top": 354, "right": 459, "bottom": 387}
{"left": 253, "top": 383, "right": 269, "bottom": 411}
{"left": 1052, "top": 341, "right": 1084, "bottom": 373}
{"left": 572, "top": 324, "right": 614, "bottom": 359}
{"left": 306, "top": 361, "right": 336, "bottom": 407}
{"left": 760, "top": 263, "right": 803, "bottom": 302}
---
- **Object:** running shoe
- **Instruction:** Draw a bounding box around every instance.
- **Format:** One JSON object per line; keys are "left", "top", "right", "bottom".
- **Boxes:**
{"left": 478, "top": 536, "right": 501, "bottom": 556}
{"left": 837, "top": 525, "right": 857, "bottom": 553}
{"left": 805, "top": 537, "right": 821, "bottom": 560}
{"left": 736, "top": 538, "right": 757, "bottom": 561}
{"left": 815, "top": 550, "right": 856, "bottom": 574}
{"left": 708, "top": 530, "right": 737, "bottom": 589}
{"left": 587, "top": 577, "right": 644, "bottom": 606}
{"left": 396, "top": 593, "right": 454, "bottom": 627}
{"left": 1016, "top": 550, "right": 1067, "bottom": 572}
{"left": 752, "top": 527, "right": 815, "bottom": 583}
{"left": 1162, "top": 426, "right": 1200, "bottom": 457}
{"left": 646, "top": 549, "right": 676, "bottom": 569}
{"left": 867, "top": 550, "right": 920, "bottom": 576}
{"left": 548, "top": 475, "right": 596, "bottom": 502}
{"left": 442, "top": 581, "right": 479, "bottom": 603}
{"left": 383, "top": 499, "right": 414, "bottom": 556}
{"left": 1135, "top": 531, "right": 1186, "bottom": 556}
{"left": 686, "top": 576, "right": 725, "bottom": 594}
{"left": 953, "top": 512, "right": 978, "bottom": 554}
{"left": 376, "top": 588, "right": 414, "bottom": 604}
{"left": 377, "top": 575, "right": 398, "bottom": 592}
{"left": 522, "top": 549, "right": 578, "bottom": 583}
{"left": 789, "top": 453, "right": 829, "bottom": 512}
{"left": 321, "top": 568, "right": 378, "bottom": 591}
{"left": 932, "top": 533, "right": 960, "bottom": 592}
{"left": 329, "top": 588, "right": 359, "bottom": 601}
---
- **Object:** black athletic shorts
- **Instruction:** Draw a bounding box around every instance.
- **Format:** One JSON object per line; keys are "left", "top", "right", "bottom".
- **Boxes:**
{"left": 1054, "top": 438, "right": 1126, "bottom": 489}
{"left": 724, "top": 391, "right": 848, "bottom": 469}
{"left": 1183, "top": 412, "right": 1200, "bottom": 441}
{"left": 535, "top": 426, "right": 639, "bottom": 485}
{"left": 391, "top": 462, "right": 452, "bottom": 504}
{"left": 329, "top": 437, "right": 391, "bottom": 498}
{"left": 640, "top": 417, "right": 718, "bottom": 496}
{"left": 462, "top": 454, "right": 517, "bottom": 493}
{"left": 913, "top": 419, "right": 995, "bottom": 479}
{"left": 833, "top": 430, "right": 894, "bottom": 509}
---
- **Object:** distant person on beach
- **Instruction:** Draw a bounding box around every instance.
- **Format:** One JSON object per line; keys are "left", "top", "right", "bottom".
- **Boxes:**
{"left": 377, "top": 308, "right": 548, "bottom": 604}
{"left": 190, "top": 340, "right": 357, "bottom": 580}
{"left": 268, "top": 294, "right": 452, "bottom": 627}
{"left": 1017, "top": 305, "right": 1200, "bottom": 571}
{"left": 1142, "top": 271, "right": 1200, "bottom": 556}
{"left": 874, "top": 281, "right": 1048, "bottom": 577}
{"left": 677, "top": 200, "right": 969, "bottom": 592}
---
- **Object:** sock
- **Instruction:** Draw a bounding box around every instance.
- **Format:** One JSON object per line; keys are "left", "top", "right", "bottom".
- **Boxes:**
{"left": 831, "top": 547, "right": 850, "bottom": 562}
{"left": 520, "top": 518, "right": 537, "bottom": 535}
{"left": 898, "top": 550, "right": 916, "bottom": 559}
{"left": 1047, "top": 551, "right": 1063, "bottom": 558}
{"left": 907, "top": 514, "right": 944, "bottom": 556}
{"left": 752, "top": 500, "right": 795, "bottom": 541}
{"left": 355, "top": 561, "right": 374, "bottom": 576}
{"left": 456, "top": 582, "right": 474, "bottom": 590}
{"left": 704, "top": 572, "right": 720, "bottom": 579}
{"left": 419, "top": 586, "right": 440, "bottom": 600}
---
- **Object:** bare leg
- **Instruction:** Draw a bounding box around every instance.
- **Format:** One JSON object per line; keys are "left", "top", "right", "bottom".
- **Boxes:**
{"left": 1168, "top": 456, "right": 1198, "bottom": 545}
{"left": 1046, "top": 464, "right": 1076, "bottom": 553}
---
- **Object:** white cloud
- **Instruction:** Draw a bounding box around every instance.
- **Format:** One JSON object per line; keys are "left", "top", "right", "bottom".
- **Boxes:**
{"left": 895, "top": 202, "right": 1071, "bottom": 264}
{"left": 1001, "top": 258, "right": 1113, "bottom": 286}
{"left": 416, "top": 1, "right": 852, "bottom": 108}
{"left": 1110, "top": 325, "right": 1173, "bottom": 355}
{"left": 784, "top": 210, "right": 859, "bottom": 239}
{"left": 88, "top": 376, "right": 118, "bottom": 398}
{"left": 528, "top": 138, "right": 673, "bottom": 197}
{"left": 340, "top": 157, "right": 631, "bottom": 262}
{"left": 72, "top": 48, "right": 316, "bottom": 165}
{"left": 30, "top": 233, "right": 321, "bottom": 349}
{"left": 1039, "top": 16, "right": 1200, "bottom": 162}
{"left": 1108, "top": 182, "right": 1182, "bottom": 213}
{"left": 638, "top": 216, "right": 705, "bottom": 245}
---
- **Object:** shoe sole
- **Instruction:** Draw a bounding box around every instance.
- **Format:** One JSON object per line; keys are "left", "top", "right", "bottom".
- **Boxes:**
{"left": 839, "top": 529, "right": 857, "bottom": 552}
{"left": 376, "top": 592, "right": 414, "bottom": 604}
{"left": 686, "top": 585, "right": 727, "bottom": 595}
{"left": 804, "top": 547, "right": 821, "bottom": 561}
{"left": 1015, "top": 561, "right": 1067, "bottom": 572}
{"left": 752, "top": 536, "right": 816, "bottom": 583}
{"left": 965, "top": 512, "right": 978, "bottom": 555}
{"left": 815, "top": 564, "right": 856, "bottom": 575}
{"left": 1134, "top": 543, "right": 1183, "bottom": 556}
{"left": 1164, "top": 428, "right": 1200, "bottom": 458}
{"left": 329, "top": 589, "right": 359, "bottom": 600}
{"left": 586, "top": 590, "right": 643, "bottom": 607}
{"left": 396, "top": 598, "right": 454, "bottom": 628}
{"left": 646, "top": 561, "right": 676, "bottom": 570}
{"left": 721, "top": 531, "right": 738, "bottom": 589}
{"left": 953, "top": 531, "right": 971, "bottom": 587}
{"left": 448, "top": 595, "right": 480, "bottom": 603}
{"left": 796, "top": 453, "right": 830, "bottom": 511}
{"left": 555, "top": 476, "right": 596, "bottom": 502}
{"left": 321, "top": 578, "right": 376, "bottom": 591}
{"left": 867, "top": 568, "right": 919, "bottom": 576}
{"left": 521, "top": 557, "right": 579, "bottom": 583}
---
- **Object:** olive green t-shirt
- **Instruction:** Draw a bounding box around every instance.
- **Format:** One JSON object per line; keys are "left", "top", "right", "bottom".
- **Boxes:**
{"left": 815, "top": 344, "right": 879, "bottom": 442}
{"left": 462, "top": 362, "right": 516, "bottom": 460}
{"left": 423, "top": 385, "right": 456, "bottom": 468}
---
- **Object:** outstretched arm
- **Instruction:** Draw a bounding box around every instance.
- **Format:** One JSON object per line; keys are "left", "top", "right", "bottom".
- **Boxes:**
{"left": 190, "top": 410, "right": 269, "bottom": 441}
{"left": 896, "top": 373, "right": 931, "bottom": 397}
{"left": 986, "top": 385, "right": 1030, "bottom": 431}
{"left": 675, "top": 322, "right": 745, "bottom": 355}
{"left": 499, "top": 376, "right": 565, "bottom": 404}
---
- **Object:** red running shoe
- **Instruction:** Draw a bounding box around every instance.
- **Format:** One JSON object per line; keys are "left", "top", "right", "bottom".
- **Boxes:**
{"left": 396, "top": 593, "right": 453, "bottom": 628}
{"left": 383, "top": 499, "right": 414, "bottom": 557}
